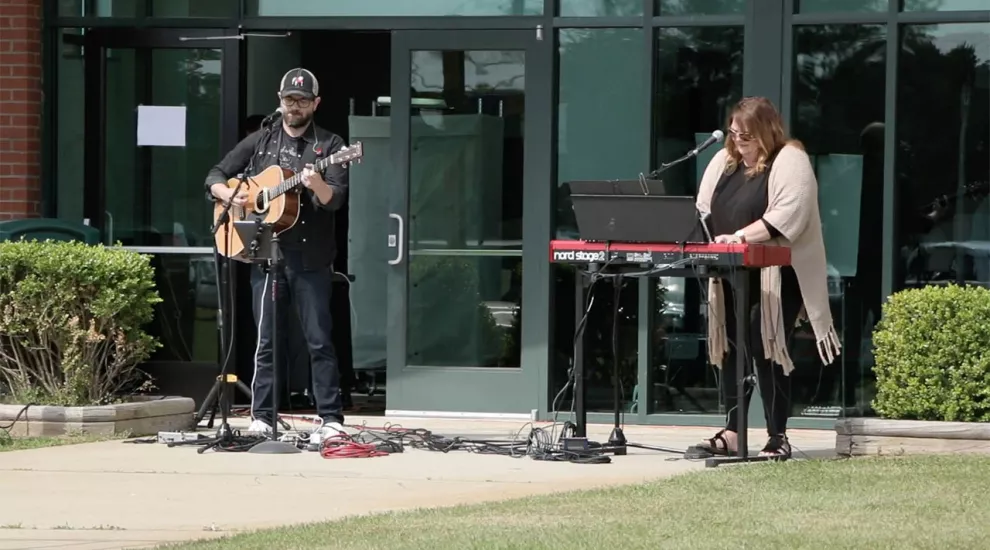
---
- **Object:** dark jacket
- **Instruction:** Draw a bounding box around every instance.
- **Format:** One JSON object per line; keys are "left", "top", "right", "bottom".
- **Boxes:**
{"left": 204, "top": 122, "right": 349, "bottom": 270}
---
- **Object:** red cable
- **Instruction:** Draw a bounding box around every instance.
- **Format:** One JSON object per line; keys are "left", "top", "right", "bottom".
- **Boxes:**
{"left": 320, "top": 434, "right": 389, "bottom": 459}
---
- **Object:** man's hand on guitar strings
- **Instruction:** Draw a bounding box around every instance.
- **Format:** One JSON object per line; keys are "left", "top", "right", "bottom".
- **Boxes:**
{"left": 302, "top": 163, "right": 334, "bottom": 204}
{"left": 227, "top": 188, "right": 248, "bottom": 207}
{"left": 301, "top": 164, "right": 326, "bottom": 190}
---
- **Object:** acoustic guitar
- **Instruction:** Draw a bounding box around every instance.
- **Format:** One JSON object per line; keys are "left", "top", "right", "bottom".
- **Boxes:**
{"left": 213, "top": 141, "right": 364, "bottom": 261}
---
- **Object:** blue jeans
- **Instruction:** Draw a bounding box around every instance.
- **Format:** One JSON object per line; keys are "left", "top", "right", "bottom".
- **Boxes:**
{"left": 250, "top": 249, "right": 343, "bottom": 426}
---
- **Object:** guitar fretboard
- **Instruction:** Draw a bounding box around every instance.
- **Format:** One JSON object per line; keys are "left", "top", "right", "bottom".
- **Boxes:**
{"left": 267, "top": 153, "right": 340, "bottom": 200}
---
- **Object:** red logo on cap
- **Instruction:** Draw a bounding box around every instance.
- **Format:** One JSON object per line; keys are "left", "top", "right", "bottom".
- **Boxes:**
{"left": 292, "top": 75, "right": 305, "bottom": 86}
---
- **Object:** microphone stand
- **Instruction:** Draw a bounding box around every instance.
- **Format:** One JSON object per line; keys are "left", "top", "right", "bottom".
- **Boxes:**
{"left": 646, "top": 150, "right": 698, "bottom": 180}
{"left": 189, "top": 171, "right": 250, "bottom": 451}
{"left": 646, "top": 133, "right": 722, "bottom": 180}
{"left": 594, "top": 143, "right": 721, "bottom": 458}
{"left": 191, "top": 122, "right": 271, "bottom": 450}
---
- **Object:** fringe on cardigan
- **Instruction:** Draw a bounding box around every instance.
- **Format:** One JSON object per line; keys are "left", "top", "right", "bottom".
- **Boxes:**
{"left": 706, "top": 265, "right": 842, "bottom": 376}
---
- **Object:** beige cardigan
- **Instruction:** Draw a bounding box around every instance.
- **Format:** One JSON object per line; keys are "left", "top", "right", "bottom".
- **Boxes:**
{"left": 696, "top": 145, "right": 841, "bottom": 375}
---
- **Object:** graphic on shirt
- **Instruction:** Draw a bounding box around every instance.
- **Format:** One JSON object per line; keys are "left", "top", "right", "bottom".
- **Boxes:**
{"left": 278, "top": 142, "right": 303, "bottom": 173}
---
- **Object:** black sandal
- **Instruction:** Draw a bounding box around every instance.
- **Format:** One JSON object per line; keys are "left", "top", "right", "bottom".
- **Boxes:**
{"left": 684, "top": 429, "right": 737, "bottom": 459}
{"left": 759, "top": 434, "right": 792, "bottom": 461}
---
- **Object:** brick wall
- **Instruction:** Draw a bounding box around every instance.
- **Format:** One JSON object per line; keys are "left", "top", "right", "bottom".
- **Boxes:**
{"left": 0, "top": 0, "right": 44, "bottom": 220}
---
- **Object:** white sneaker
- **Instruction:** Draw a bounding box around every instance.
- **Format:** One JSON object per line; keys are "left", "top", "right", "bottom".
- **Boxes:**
{"left": 312, "top": 421, "right": 347, "bottom": 444}
{"left": 247, "top": 419, "right": 272, "bottom": 435}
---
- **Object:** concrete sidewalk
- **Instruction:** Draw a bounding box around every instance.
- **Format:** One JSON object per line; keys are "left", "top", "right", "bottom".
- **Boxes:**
{"left": 0, "top": 416, "right": 837, "bottom": 550}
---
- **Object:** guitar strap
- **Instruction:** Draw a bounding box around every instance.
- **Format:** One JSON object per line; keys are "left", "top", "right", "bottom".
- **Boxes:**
{"left": 298, "top": 127, "right": 326, "bottom": 205}
{"left": 299, "top": 123, "right": 324, "bottom": 169}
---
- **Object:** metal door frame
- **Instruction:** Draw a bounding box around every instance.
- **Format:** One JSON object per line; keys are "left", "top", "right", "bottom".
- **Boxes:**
{"left": 386, "top": 28, "right": 554, "bottom": 417}
{"left": 79, "top": 27, "right": 242, "bottom": 242}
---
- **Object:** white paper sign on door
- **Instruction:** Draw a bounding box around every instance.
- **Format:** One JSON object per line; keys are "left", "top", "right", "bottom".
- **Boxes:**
{"left": 137, "top": 105, "right": 186, "bottom": 147}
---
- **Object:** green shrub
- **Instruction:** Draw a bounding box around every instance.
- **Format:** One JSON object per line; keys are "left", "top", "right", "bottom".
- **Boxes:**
{"left": 0, "top": 240, "right": 162, "bottom": 406}
{"left": 872, "top": 284, "right": 990, "bottom": 422}
{"left": 407, "top": 256, "right": 504, "bottom": 366}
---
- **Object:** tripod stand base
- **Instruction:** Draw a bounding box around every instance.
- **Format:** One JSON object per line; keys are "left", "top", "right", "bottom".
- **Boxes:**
{"left": 195, "top": 376, "right": 253, "bottom": 426}
{"left": 705, "top": 454, "right": 780, "bottom": 468}
{"left": 247, "top": 440, "right": 302, "bottom": 454}
{"left": 607, "top": 427, "right": 627, "bottom": 456}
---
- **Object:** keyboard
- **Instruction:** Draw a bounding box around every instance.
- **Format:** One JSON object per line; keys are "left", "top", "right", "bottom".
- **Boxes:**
{"left": 549, "top": 240, "right": 791, "bottom": 268}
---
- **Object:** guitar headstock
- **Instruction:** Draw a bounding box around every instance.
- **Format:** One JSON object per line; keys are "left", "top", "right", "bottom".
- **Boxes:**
{"left": 331, "top": 141, "right": 364, "bottom": 168}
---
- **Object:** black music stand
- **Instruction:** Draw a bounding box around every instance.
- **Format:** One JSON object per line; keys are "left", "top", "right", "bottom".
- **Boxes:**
{"left": 563, "top": 180, "right": 702, "bottom": 458}
{"left": 567, "top": 178, "right": 699, "bottom": 244}
{"left": 234, "top": 219, "right": 302, "bottom": 455}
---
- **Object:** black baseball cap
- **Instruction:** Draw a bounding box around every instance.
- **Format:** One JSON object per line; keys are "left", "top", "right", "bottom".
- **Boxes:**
{"left": 279, "top": 68, "right": 319, "bottom": 99}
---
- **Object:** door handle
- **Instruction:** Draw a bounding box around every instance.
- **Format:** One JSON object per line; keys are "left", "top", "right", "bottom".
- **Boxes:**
{"left": 105, "top": 210, "right": 114, "bottom": 245}
{"left": 388, "top": 213, "right": 404, "bottom": 265}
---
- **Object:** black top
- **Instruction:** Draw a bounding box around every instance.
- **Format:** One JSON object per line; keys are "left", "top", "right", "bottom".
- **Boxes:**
{"left": 709, "top": 154, "right": 788, "bottom": 298}
{"left": 709, "top": 157, "right": 782, "bottom": 240}
{"left": 204, "top": 122, "right": 349, "bottom": 270}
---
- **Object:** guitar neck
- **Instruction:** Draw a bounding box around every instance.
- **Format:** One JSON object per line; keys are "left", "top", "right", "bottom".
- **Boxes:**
{"left": 269, "top": 155, "right": 334, "bottom": 199}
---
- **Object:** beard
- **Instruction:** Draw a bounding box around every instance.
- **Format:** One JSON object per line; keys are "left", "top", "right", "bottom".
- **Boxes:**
{"left": 284, "top": 110, "right": 312, "bottom": 129}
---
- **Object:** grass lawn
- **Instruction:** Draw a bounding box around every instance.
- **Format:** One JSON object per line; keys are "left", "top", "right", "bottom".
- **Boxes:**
{"left": 0, "top": 432, "right": 124, "bottom": 452}
{"left": 163, "top": 454, "right": 990, "bottom": 550}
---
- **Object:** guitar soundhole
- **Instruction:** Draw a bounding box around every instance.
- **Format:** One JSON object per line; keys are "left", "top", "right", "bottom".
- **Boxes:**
{"left": 255, "top": 190, "right": 269, "bottom": 214}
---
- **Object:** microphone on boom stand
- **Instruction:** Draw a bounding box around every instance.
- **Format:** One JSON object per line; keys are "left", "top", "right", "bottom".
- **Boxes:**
{"left": 260, "top": 106, "right": 284, "bottom": 128}
{"left": 595, "top": 132, "right": 727, "bottom": 458}
{"left": 647, "top": 129, "right": 725, "bottom": 180}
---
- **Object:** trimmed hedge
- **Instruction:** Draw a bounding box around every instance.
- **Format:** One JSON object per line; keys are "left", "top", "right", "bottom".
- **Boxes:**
{"left": 872, "top": 284, "right": 990, "bottom": 422}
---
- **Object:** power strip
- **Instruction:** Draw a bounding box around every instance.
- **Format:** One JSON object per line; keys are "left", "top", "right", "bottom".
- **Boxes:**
{"left": 561, "top": 437, "right": 590, "bottom": 452}
{"left": 157, "top": 431, "right": 206, "bottom": 444}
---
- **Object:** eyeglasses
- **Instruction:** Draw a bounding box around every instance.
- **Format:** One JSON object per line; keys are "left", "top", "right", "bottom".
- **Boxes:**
{"left": 281, "top": 97, "right": 313, "bottom": 108}
{"left": 727, "top": 127, "right": 754, "bottom": 142}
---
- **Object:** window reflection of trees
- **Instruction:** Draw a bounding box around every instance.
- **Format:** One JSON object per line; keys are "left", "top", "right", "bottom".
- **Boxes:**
{"left": 791, "top": 24, "right": 886, "bottom": 418}
{"left": 652, "top": 26, "right": 743, "bottom": 415}
{"left": 788, "top": 20, "right": 990, "bottom": 417}
{"left": 897, "top": 24, "right": 990, "bottom": 290}
{"left": 410, "top": 51, "right": 525, "bottom": 96}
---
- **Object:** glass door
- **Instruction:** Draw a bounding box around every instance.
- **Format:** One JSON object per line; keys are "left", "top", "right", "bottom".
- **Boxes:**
{"left": 82, "top": 28, "right": 240, "bottom": 249}
{"left": 384, "top": 29, "right": 552, "bottom": 416}
{"left": 78, "top": 29, "right": 241, "bottom": 372}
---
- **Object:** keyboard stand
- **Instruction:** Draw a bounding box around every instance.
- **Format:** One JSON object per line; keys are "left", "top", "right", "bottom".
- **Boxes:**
{"left": 704, "top": 268, "right": 775, "bottom": 467}
{"left": 569, "top": 262, "right": 774, "bottom": 466}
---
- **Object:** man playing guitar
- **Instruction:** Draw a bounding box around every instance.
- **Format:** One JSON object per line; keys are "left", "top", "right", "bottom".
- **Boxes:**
{"left": 204, "top": 68, "right": 349, "bottom": 439}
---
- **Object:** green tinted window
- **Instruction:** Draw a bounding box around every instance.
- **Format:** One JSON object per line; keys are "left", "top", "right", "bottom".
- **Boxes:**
{"left": 656, "top": 0, "right": 744, "bottom": 15}
{"left": 559, "top": 0, "right": 642, "bottom": 16}
{"left": 556, "top": 28, "right": 648, "bottom": 238}
{"left": 903, "top": 0, "right": 990, "bottom": 11}
{"left": 792, "top": 23, "right": 888, "bottom": 416}
{"left": 796, "top": 0, "right": 885, "bottom": 12}
{"left": 244, "top": 0, "right": 542, "bottom": 16}
{"left": 58, "top": 0, "right": 237, "bottom": 17}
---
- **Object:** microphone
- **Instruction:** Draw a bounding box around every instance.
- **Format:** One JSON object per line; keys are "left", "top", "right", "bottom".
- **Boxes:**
{"left": 689, "top": 129, "right": 725, "bottom": 157}
{"left": 261, "top": 106, "right": 284, "bottom": 126}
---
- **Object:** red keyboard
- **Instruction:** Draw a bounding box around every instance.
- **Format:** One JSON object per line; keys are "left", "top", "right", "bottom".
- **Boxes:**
{"left": 549, "top": 240, "right": 791, "bottom": 268}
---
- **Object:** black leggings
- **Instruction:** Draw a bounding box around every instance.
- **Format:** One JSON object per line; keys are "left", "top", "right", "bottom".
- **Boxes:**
{"left": 720, "top": 267, "right": 802, "bottom": 436}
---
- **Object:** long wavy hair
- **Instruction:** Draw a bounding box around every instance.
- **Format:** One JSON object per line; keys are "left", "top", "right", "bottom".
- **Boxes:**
{"left": 724, "top": 96, "right": 803, "bottom": 178}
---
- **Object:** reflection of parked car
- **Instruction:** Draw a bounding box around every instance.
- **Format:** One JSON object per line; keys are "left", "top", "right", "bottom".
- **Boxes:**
{"left": 192, "top": 257, "right": 217, "bottom": 311}
{"left": 904, "top": 240, "right": 990, "bottom": 287}
{"left": 656, "top": 277, "right": 687, "bottom": 331}
{"left": 483, "top": 301, "right": 519, "bottom": 328}
{"left": 827, "top": 264, "right": 842, "bottom": 299}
